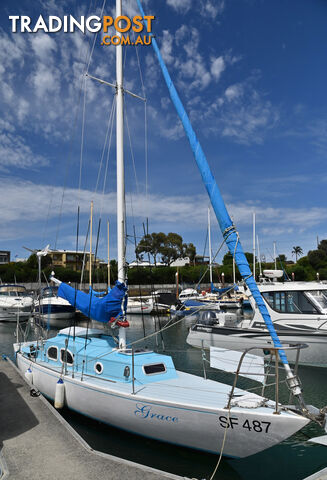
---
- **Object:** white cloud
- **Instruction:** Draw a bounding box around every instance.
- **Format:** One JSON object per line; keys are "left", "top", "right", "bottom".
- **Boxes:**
{"left": 30, "top": 35, "right": 57, "bottom": 63}
{"left": 225, "top": 84, "right": 243, "bottom": 101}
{"left": 0, "top": 131, "right": 48, "bottom": 171}
{"left": 200, "top": 0, "right": 225, "bottom": 19}
{"left": 161, "top": 30, "right": 174, "bottom": 65}
{"left": 30, "top": 63, "right": 60, "bottom": 99}
{"left": 210, "top": 56, "right": 225, "bottom": 81}
{"left": 167, "top": 0, "right": 192, "bottom": 13}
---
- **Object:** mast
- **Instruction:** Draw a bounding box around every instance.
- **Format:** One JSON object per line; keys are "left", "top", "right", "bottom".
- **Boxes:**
{"left": 89, "top": 200, "right": 93, "bottom": 288}
{"left": 252, "top": 212, "right": 256, "bottom": 281}
{"left": 107, "top": 220, "right": 111, "bottom": 290}
{"left": 208, "top": 208, "right": 213, "bottom": 286}
{"left": 273, "top": 241, "right": 277, "bottom": 270}
{"left": 257, "top": 235, "right": 262, "bottom": 278}
{"left": 116, "top": 0, "right": 126, "bottom": 348}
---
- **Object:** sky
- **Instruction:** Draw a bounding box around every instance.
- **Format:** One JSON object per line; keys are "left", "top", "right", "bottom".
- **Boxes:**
{"left": 1, "top": 0, "right": 327, "bottom": 267}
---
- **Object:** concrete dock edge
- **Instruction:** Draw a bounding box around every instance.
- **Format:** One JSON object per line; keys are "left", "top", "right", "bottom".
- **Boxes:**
{"left": 0, "top": 356, "right": 190, "bottom": 480}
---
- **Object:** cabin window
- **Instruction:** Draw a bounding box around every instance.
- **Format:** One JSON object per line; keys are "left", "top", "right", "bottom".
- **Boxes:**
{"left": 94, "top": 362, "right": 103, "bottom": 374}
{"left": 143, "top": 363, "right": 166, "bottom": 375}
{"left": 47, "top": 346, "right": 58, "bottom": 361}
{"left": 262, "top": 291, "right": 318, "bottom": 314}
{"left": 60, "top": 348, "right": 74, "bottom": 365}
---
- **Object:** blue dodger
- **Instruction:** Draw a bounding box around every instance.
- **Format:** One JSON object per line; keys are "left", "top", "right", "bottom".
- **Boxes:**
{"left": 137, "top": 0, "right": 288, "bottom": 365}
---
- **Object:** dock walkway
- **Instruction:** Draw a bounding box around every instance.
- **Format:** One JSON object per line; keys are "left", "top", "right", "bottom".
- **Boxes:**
{"left": 0, "top": 357, "right": 186, "bottom": 480}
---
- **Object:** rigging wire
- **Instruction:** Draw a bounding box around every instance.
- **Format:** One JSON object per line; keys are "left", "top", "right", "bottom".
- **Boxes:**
{"left": 95, "top": 93, "right": 116, "bottom": 194}
{"left": 54, "top": 0, "right": 107, "bottom": 249}
{"left": 100, "top": 97, "right": 116, "bottom": 217}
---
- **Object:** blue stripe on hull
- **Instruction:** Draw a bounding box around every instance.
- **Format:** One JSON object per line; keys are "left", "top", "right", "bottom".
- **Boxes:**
{"left": 35, "top": 305, "right": 75, "bottom": 314}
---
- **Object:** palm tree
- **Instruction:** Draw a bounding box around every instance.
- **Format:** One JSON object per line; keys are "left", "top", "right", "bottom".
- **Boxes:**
{"left": 292, "top": 246, "right": 303, "bottom": 262}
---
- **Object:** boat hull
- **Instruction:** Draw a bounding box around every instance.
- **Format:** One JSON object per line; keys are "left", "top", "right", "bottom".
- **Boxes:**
{"left": 187, "top": 325, "right": 327, "bottom": 367}
{"left": 0, "top": 307, "right": 31, "bottom": 322}
{"left": 16, "top": 353, "right": 309, "bottom": 458}
{"left": 34, "top": 302, "right": 75, "bottom": 327}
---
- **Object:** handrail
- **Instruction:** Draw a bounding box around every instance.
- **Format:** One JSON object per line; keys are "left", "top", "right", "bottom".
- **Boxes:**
{"left": 226, "top": 343, "right": 308, "bottom": 414}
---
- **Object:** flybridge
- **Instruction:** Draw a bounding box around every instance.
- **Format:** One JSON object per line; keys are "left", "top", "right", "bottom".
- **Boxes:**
{"left": 8, "top": 15, "right": 155, "bottom": 34}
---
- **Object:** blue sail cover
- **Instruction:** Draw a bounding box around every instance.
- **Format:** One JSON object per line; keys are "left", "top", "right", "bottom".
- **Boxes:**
{"left": 137, "top": 0, "right": 288, "bottom": 365}
{"left": 58, "top": 281, "right": 127, "bottom": 323}
{"left": 211, "top": 284, "right": 239, "bottom": 294}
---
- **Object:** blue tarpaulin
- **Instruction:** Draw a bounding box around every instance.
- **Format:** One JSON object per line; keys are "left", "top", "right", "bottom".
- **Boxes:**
{"left": 210, "top": 283, "right": 239, "bottom": 294}
{"left": 58, "top": 281, "right": 127, "bottom": 323}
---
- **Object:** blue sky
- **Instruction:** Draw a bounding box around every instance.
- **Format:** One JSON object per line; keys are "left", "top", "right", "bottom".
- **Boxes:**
{"left": 1, "top": 0, "right": 327, "bottom": 267}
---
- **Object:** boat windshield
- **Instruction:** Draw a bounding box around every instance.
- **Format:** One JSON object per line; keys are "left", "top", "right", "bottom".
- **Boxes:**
{"left": 262, "top": 290, "right": 319, "bottom": 314}
{"left": 41, "top": 287, "right": 58, "bottom": 298}
{"left": 305, "top": 290, "right": 327, "bottom": 312}
{"left": 0, "top": 286, "right": 28, "bottom": 297}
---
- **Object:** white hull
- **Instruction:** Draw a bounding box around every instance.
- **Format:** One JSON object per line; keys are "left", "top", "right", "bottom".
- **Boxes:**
{"left": 34, "top": 297, "right": 75, "bottom": 327}
{"left": 126, "top": 301, "right": 153, "bottom": 314}
{"left": 33, "top": 313, "right": 75, "bottom": 328}
{"left": 0, "top": 309, "right": 31, "bottom": 322}
{"left": 187, "top": 327, "right": 327, "bottom": 367}
{"left": 16, "top": 352, "right": 309, "bottom": 458}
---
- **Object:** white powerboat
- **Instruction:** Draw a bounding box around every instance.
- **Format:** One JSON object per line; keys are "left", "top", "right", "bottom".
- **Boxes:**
{"left": 34, "top": 286, "right": 75, "bottom": 328}
{"left": 126, "top": 296, "right": 153, "bottom": 314}
{"left": 0, "top": 284, "right": 33, "bottom": 322}
{"left": 187, "top": 277, "right": 327, "bottom": 366}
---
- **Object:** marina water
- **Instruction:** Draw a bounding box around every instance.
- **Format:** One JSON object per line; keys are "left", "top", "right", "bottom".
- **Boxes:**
{"left": 1, "top": 313, "right": 327, "bottom": 480}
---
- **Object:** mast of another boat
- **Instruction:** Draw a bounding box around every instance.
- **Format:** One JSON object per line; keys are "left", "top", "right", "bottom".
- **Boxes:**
{"left": 107, "top": 220, "right": 111, "bottom": 291}
{"left": 89, "top": 200, "right": 93, "bottom": 288}
{"left": 273, "top": 241, "right": 277, "bottom": 270}
{"left": 257, "top": 234, "right": 262, "bottom": 278}
{"left": 252, "top": 212, "right": 256, "bottom": 281}
{"left": 208, "top": 207, "right": 213, "bottom": 288}
{"left": 116, "top": 0, "right": 126, "bottom": 348}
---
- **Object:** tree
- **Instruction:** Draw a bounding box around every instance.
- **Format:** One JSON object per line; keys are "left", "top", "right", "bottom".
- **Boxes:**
{"left": 135, "top": 232, "right": 166, "bottom": 266}
{"left": 308, "top": 249, "right": 326, "bottom": 269}
{"left": 135, "top": 232, "right": 196, "bottom": 266}
{"left": 222, "top": 251, "right": 253, "bottom": 265}
{"left": 160, "top": 232, "right": 184, "bottom": 265}
{"left": 222, "top": 252, "right": 233, "bottom": 265}
{"left": 318, "top": 240, "right": 327, "bottom": 255}
{"left": 292, "top": 246, "right": 303, "bottom": 262}
{"left": 184, "top": 242, "right": 196, "bottom": 264}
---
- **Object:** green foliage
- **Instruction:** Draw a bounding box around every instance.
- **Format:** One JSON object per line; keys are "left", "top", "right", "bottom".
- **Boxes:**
{"left": 308, "top": 249, "right": 327, "bottom": 269}
{"left": 222, "top": 251, "right": 252, "bottom": 265}
{"left": 318, "top": 240, "right": 327, "bottom": 254}
{"left": 135, "top": 232, "right": 196, "bottom": 266}
{"left": 222, "top": 252, "right": 233, "bottom": 265}
{"left": 184, "top": 242, "right": 196, "bottom": 263}
{"left": 292, "top": 246, "right": 303, "bottom": 262}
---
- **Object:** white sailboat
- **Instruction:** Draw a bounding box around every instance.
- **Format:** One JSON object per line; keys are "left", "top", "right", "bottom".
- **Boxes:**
{"left": 14, "top": 0, "right": 327, "bottom": 458}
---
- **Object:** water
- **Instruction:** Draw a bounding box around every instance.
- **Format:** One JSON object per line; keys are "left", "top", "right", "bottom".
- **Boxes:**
{"left": 1, "top": 314, "right": 327, "bottom": 480}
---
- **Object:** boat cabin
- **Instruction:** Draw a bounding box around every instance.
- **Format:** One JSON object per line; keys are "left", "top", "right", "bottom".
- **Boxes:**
{"left": 0, "top": 285, "right": 29, "bottom": 297}
{"left": 21, "top": 327, "right": 178, "bottom": 385}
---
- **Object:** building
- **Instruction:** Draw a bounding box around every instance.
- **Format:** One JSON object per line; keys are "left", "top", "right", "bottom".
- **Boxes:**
{"left": 48, "top": 250, "right": 97, "bottom": 271}
{"left": 0, "top": 251, "right": 10, "bottom": 264}
{"left": 170, "top": 257, "right": 190, "bottom": 267}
